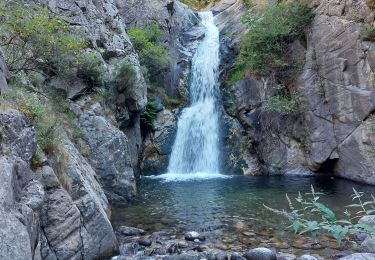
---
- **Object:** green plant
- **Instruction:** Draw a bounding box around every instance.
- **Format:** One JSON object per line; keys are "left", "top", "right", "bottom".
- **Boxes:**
{"left": 114, "top": 60, "right": 137, "bottom": 92}
{"left": 361, "top": 24, "right": 375, "bottom": 41}
{"left": 128, "top": 23, "right": 169, "bottom": 80}
{"left": 264, "top": 186, "right": 375, "bottom": 246}
{"left": 0, "top": 0, "right": 85, "bottom": 73}
{"left": 230, "top": 0, "right": 313, "bottom": 83}
{"left": 17, "top": 91, "right": 60, "bottom": 153}
{"left": 264, "top": 84, "right": 302, "bottom": 115}
{"left": 141, "top": 100, "right": 158, "bottom": 130}
{"left": 77, "top": 53, "right": 105, "bottom": 89}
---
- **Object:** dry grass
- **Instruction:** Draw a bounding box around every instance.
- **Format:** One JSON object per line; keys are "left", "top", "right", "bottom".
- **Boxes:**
{"left": 366, "top": 0, "right": 375, "bottom": 10}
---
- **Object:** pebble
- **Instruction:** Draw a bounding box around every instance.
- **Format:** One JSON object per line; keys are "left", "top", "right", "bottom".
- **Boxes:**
{"left": 244, "top": 247, "right": 277, "bottom": 260}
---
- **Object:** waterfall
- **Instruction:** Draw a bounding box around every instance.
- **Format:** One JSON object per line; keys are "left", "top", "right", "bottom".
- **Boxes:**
{"left": 158, "top": 12, "right": 225, "bottom": 181}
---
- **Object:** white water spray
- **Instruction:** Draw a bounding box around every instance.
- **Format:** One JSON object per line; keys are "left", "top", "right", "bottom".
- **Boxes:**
{"left": 156, "top": 12, "right": 225, "bottom": 181}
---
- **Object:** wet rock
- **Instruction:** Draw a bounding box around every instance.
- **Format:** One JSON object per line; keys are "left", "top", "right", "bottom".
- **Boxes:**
{"left": 141, "top": 109, "right": 177, "bottom": 174}
{"left": 358, "top": 215, "right": 375, "bottom": 252}
{"left": 138, "top": 238, "right": 152, "bottom": 247}
{"left": 340, "top": 253, "right": 375, "bottom": 260}
{"left": 296, "top": 255, "right": 317, "bottom": 260}
{"left": 231, "top": 252, "right": 246, "bottom": 260}
{"left": 215, "top": 251, "right": 229, "bottom": 260}
{"left": 277, "top": 253, "right": 297, "bottom": 260}
{"left": 244, "top": 247, "right": 276, "bottom": 260}
{"left": 185, "top": 231, "right": 201, "bottom": 241}
{"left": 119, "top": 226, "right": 146, "bottom": 236}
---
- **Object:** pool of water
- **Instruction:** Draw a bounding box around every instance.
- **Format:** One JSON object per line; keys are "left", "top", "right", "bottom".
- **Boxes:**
{"left": 112, "top": 175, "right": 375, "bottom": 256}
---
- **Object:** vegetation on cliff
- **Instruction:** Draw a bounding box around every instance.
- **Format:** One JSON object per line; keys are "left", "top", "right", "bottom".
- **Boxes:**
{"left": 230, "top": 0, "right": 313, "bottom": 84}
{"left": 128, "top": 23, "right": 169, "bottom": 82}
{"left": 0, "top": 0, "right": 85, "bottom": 73}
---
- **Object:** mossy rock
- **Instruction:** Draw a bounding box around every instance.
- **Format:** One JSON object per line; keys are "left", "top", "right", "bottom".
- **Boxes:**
{"left": 367, "top": 0, "right": 375, "bottom": 10}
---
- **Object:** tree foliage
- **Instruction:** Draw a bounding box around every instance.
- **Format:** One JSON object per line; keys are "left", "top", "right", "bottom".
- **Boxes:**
{"left": 0, "top": 0, "right": 85, "bottom": 73}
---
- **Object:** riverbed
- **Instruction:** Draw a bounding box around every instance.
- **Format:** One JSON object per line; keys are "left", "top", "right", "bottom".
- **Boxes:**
{"left": 112, "top": 175, "right": 375, "bottom": 257}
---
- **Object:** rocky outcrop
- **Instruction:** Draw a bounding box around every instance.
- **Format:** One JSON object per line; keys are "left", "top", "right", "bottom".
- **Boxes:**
{"left": 118, "top": 0, "right": 204, "bottom": 96}
{"left": 221, "top": 0, "right": 375, "bottom": 182}
{"left": 33, "top": 0, "right": 147, "bottom": 175}
{"left": 71, "top": 97, "right": 136, "bottom": 202}
{"left": 141, "top": 109, "right": 177, "bottom": 174}
{"left": 0, "top": 109, "right": 119, "bottom": 259}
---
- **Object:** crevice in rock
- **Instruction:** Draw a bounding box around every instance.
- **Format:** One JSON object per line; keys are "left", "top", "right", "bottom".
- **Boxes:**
{"left": 317, "top": 158, "right": 338, "bottom": 173}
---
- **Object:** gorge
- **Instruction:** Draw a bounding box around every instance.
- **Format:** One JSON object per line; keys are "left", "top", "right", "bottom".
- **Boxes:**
{"left": 0, "top": 0, "right": 375, "bottom": 260}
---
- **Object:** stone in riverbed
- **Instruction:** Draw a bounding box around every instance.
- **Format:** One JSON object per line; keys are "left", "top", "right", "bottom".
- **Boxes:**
{"left": 118, "top": 226, "right": 146, "bottom": 236}
{"left": 340, "top": 253, "right": 375, "bottom": 260}
{"left": 138, "top": 238, "right": 152, "bottom": 247}
{"left": 185, "top": 231, "right": 204, "bottom": 241}
{"left": 231, "top": 252, "right": 246, "bottom": 260}
{"left": 296, "top": 255, "right": 317, "bottom": 260}
{"left": 358, "top": 215, "right": 375, "bottom": 252}
{"left": 244, "top": 247, "right": 276, "bottom": 260}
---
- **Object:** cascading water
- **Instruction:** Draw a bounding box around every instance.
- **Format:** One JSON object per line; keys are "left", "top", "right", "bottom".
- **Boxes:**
{"left": 157, "top": 12, "right": 225, "bottom": 181}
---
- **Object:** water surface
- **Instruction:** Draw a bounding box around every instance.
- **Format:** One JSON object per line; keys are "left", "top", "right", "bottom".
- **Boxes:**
{"left": 112, "top": 176, "right": 375, "bottom": 256}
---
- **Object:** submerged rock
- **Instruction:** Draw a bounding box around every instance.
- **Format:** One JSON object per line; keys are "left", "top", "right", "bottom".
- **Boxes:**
{"left": 340, "top": 253, "right": 375, "bottom": 260}
{"left": 119, "top": 226, "right": 146, "bottom": 236}
{"left": 296, "top": 255, "right": 317, "bottom": 260}
{"left": 244, "top": 247, "right": 276, "bottom": 260}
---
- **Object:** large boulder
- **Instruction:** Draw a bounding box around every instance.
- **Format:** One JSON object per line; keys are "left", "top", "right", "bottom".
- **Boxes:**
{"left": 71, "top": 98, "right": 136, "bottom": 201}
{"left": 141, "top": 109, "right": 177, "bottom": 174}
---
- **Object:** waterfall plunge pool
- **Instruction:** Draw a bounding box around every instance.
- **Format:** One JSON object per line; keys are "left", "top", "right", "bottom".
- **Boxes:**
{"left": 112, "top": 175, "right": 375, "bottom": 257}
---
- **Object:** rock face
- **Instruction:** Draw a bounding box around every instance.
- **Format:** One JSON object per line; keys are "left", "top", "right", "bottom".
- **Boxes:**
{"left": 72, "top": 98, "right": 136, "bottom": 202}
{"left": 220, "top": 0, "right": 375, "bottom": 182}
{"left": 118, "top": 0, "right": 204, "bottom": 96}
{"left": 33, "top": 0, "right": 147, "bottom": 175}
{"left": 0, "top": 109, "right": 118, "bottom": 259}
{"left": 141, "top": 109, "right": 177, "bottom": 174}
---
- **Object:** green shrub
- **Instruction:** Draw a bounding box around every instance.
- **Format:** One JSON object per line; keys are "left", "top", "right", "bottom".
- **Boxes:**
{"left": 141, "top": 100, "right": 158, "bottom": 130}
{"left": 139, "top": 43, "right": 169, "bottom": 78}
{"left": 230, "top": 0, "right": 313, "bottom": 82}
{"left": 18, "top": 91, "right": 59, "bottom": 152}
{"left": 264, "top": 84, "right": 302, "bottom": 115}
{"left": 77, "top": 53, "right": 105, "bottom": 89}
{"left": 0, "top": 0, "right": 85, "bottom": 73}
{"left": 128, "top": 23, "right": 169, "bottom": 79}
{"left": 114, "top": 61, "right": 137, "bottom": 92}
{"left": 361, "top": 24, "right": 375, "bottom": 41}
{"left": 264, "top": 186, "right": 375, "bottom": 246}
